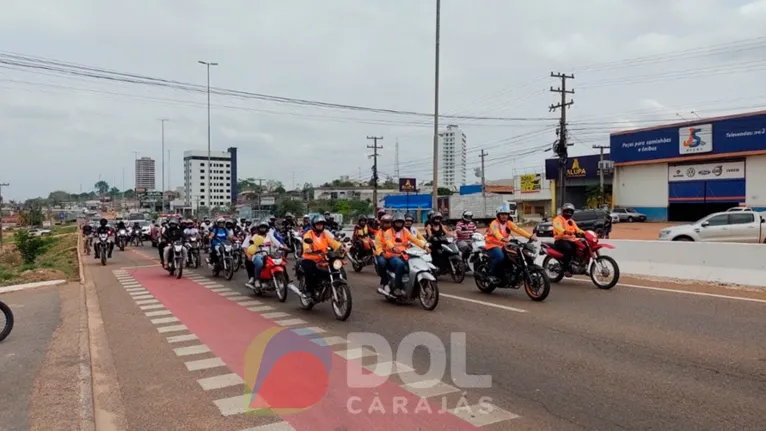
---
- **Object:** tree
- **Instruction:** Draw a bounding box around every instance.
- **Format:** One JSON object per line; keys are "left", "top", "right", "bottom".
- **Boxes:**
{"left": 19, "top": 206, "right": 44, "bottom": 226}
{"left": 48, "top": 190, "right": 70, "bottom": 205}
{"left": 265, "top": 180, "right": 284, "bottom": 193}
{"left": 123, "top": 189, "right": 136, "bottom": 199}
{"left": 275, "top": 198, "right": 305, "bottom": 217}
{"left": 238, "top": 178, "right": 259, "bottom": 192}
{"left": 380, "top": 176, "right": 398, "bottom": 189}
{"left": 108, "top": 187, "right": 121, "bottom": 198}
{"left": 437, "top": 187, "right": 452, "bottom": 196}
{"left": 94, "top": 181, "right": 109, "bottom": 195}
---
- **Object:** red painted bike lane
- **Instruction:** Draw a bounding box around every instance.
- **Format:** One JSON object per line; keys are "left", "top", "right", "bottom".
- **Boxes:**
{"left": 130, "top": 268, "right": 480, "bottom": 430}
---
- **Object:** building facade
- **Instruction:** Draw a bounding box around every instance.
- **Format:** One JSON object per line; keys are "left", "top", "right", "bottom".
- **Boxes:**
{"left": 438, "top": 125, "right": 467, "bottom": 189}
{"left": 545, "top": 154, "right": 614, "bottom": 211}
{"left": 610, "top": 110, "right": 766, "bottom": 221}
{"left": 135, "top": 157, "right": 156, "bottom": 190}
{"left": 183, "top": 147, "right": 238, "bottom": 210}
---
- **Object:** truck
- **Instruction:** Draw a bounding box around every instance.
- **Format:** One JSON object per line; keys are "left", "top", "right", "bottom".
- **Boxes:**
{"left": 446, "top": 193, "right": 517, "bottom": 226}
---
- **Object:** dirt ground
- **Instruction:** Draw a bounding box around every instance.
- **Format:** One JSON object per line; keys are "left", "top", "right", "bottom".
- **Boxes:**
{"left": 608, "top": 222, "right": 679, "bottom": 240}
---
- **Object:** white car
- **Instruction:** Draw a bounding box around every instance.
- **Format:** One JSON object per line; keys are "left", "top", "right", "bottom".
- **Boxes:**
{"left": 659, "top": 211, "right": 766, "bottom": 243}
{"left": 28, "top": 228, "right": 52, "bottom": 237}
{"left": 726, "top": 206, "right": 754, "bottom": 212}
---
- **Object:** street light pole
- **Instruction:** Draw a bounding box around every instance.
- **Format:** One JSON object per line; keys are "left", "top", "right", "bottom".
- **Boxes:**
{"left": 159, "top": 119, "right": 169, "bottom": 211}
{"left": 431, "top": 0, "right": 441, "bottom": 211}
{"left": 198, "top": 60, "right": 218, "bottom": 213}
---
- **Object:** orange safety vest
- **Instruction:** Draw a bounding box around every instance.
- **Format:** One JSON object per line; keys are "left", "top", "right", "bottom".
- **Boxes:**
{"left": 485, "top": 219, "right": 531, "bottom": 249}
{"left": 552, "top": 215, "right": 579, "bottom": 240}
{"left": 373, "top": 229, "right": 387, "bottom": 256}
{"left": 302, "top": 229, "right": 334, "bottom": 262}
{"left": 383, "top": 228, "right": 425, "bottom": 258}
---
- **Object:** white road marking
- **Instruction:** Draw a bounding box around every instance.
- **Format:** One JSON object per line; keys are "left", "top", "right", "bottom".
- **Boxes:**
{"left": 217, "top": 291, "right": 240, "bottom": 297}
{"left": 240, "top": 422, "right": 296, "bottom": 431}
{"left": 236, "top": 300, "right": 263, "bottom": 307}
{"left": 210, "top": 288, "right": 230, "bottom": 293}
{"left": 167, "top": 334, "right": 198, "bottom": 343}
{"left": 173, "top": 344, "right": 211, "bottom": 356}
{"left": 151, "top": 316, "right": 179, "bottom": 324}
{"left": 139, "top": 304, "right": 164, "bottom": 310}
{"left": 273, "top": 318, "right": 306, "bottom": 327}
{"left": 364, "top": 360, "right": 414, "bottom": 377}
{"left": 226, "top": 295, "right": 251, "bottom": 301}
{"left": 260, "top": 312, "right": 290, "bottom": 319}
{"left": 440, "top": 293, "right": 527, "bottom": 313}
{"left": 248, "top": 306, "right": 275, "bottom": 312}
{"left": 185, "top": 357, "right": 226, "bottom": 371}
{"left": 157, "top": 324, "right": 187, "bottom": 333}
{"left": 311, "top": 336, "right": 347, "bottom": 346}
{"left": 567, "top": 278, "right": 766, "bottom": 304}
{"left": 124, "top": 288, "right": 146, "bottom": 293}
{"left": 121, "top": 283, "right": 141, "bottom": 288}
{"left": 213, "top": 394, "right": 249, "bottom": 416}
{"left": 136, "top": 299, "right": 160, "bottom": 305}
{"left": 449, "top": 403, "right": 520, "bottom": 426}
{"left": 197, "top": 373, "right": 244, "bottom": 391}
{"left": 132, "top": 294, "right": 155, "bottom": 300}
{"left": 335, "top": 347, "right": 377, "bottom": 360}
{"left": 292, "top": 327, "right": 326, "bottom": 336}
{"left": 401, "top": 379, "right": 460, "bottom": 398}
{"left": 128, "top": 290, "right": 149, "bottom": 296}
{"left": 119, "top": 264, "right": 156, "bottom": 269}
{"left": 145, "top": 310, "right": 172, "bottom": 317}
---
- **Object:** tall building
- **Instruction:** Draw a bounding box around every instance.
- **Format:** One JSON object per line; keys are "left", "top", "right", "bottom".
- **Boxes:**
{"left": 438, "top": 124, "right": 467, "bottom": 188}
{"left": 183, "top": 148, "right": 238, "bottom": 209}
{"left": 135, "top": 157, "right": 156, "bottom": 190}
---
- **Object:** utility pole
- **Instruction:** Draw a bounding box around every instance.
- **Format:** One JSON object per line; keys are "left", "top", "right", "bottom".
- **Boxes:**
{"left": 198, "top": 60, "right": 218, "bottom": 214}
{"left": 549, "top": 72, "right": 574, "bottom": 211}
{"left": 593, "top": 144, "right": 609, "bottom": 207}
{"left": 252, "top": 178, "right": 266, "bottom": 214}
{"left": 159, "top": 119, "right": 169, "bottom": 211}
{"left": 431, "top": 0, "right": 442, "bottom": 211}
{"left": 0, "top": 183, "right": 8, "bottom": 249}
{"left": 479, "top": 150, "right": 488, "bottom": 217}
{"left": 367, "top": 136, "right": 383, "bottom": 210}
{"left": 394, "top": 138, "right": 400, "bottom": 179}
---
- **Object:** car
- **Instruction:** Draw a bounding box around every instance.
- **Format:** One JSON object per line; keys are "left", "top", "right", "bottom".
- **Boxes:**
{"left": 611, "top": 208, "right": 647, "bottom": 222}
{"left": 659, "top": 211, "right": 766, "bottom": 243}
{"left": 725, "top": 206, "right": 754, "bottom": 212}
{"left": 138, "top": 220, "right": 152, "bottom": 240}
{"left": 28, "top": 228, "right": 52, "bottom": 237}
{"left": 535, "top": 209, "right": 610, "bottom": 238}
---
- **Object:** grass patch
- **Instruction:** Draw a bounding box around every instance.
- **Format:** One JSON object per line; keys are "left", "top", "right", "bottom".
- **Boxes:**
{"left": 0, "top": 233, "right": 78, "bottom": 287}
{"left": 51, "top": 224, "right": 78, "bottom": 235}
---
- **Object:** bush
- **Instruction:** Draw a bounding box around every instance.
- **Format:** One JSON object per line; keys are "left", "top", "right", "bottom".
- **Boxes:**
{"left": 14, "top": 229, "right": 49, "bottom": 264}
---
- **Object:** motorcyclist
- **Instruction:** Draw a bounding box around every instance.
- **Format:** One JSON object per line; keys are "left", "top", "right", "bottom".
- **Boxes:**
{"left": 207, "top": 217, "right": 234, "bottom": 266}
{"left": 183, "top": 219, "right": 199, "bottom": 237}
{"left": 374, "top": 215, "right": 392, "bottom": 288}
{"left": 157, "top": 220, "right": 169, "bottom": 264}
{"left": 455, "top": 210, "right": 477, "bottom": 261}
{"left": 351, "top": 215, "right": 371, "bottom": 255}
{"left": 300, "top": 215, "right": 342, "bottom": 299}
{"left": 116, "top": 219, "right": 127, "bottom": 231}
{"left": 486, "top": 207, "right": 537, "bottom": 284}
{"left": 268, "top": 215, "right": 277, "bottom": 230}
{"left": 245, "top": 221, "right": 286, "bottom": 289}
{"left": 239, "top": 218, "right": 247, "bottom": 229}
{"left": 229, "top": 219, "right": 244, "bottom": 238}
{"left": 403, "top": 213, "right": 425, "bottom": 241}
{"left": 324, "top": 211, "right": 340, "bottom": 233}
{"left": 281, "top": 213, "right": 296, "bottom": 232}
{"left": 368, "top": 209, "right": 386, "bottom": 233}
{"left": 552, "top": 203, "right": 584, "bottom": 276}
{"left": 131, "top": 221, "right": 141, "bottom": 241}
{"left": 82, "top": 223, "right": 94, "bottom": 253}
{"left": 162, "top": 218, "right": 186, "bottom": 269}
{"left": 383, "top": 214, "right": 429, "bottom": 295}
{"left": 424, "top": 211, "right": 451, "bottom": 240}
{"left": 94, "top": 218, "right": 114, "bottom": 259}
{"left": 300, "top": 215, "right": 311, "bottom": 231}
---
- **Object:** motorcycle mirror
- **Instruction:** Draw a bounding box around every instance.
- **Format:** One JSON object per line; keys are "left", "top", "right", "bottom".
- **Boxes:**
{"left": 304, "top": 238, "right": 314, "bottom": 244}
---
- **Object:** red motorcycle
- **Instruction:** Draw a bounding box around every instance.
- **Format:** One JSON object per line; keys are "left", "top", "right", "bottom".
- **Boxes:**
{"left": 540, "top": 230, "right": 620, "bottom": 289}
{"left": 251, "top": 244, "right": 289, "bottom": 301}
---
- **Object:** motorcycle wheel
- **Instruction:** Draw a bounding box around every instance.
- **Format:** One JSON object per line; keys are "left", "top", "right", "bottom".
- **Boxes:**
{"left": 176, "top": 258, "right": 184, "bottom": 279}
{"left": 331, "top": 281, "right": 352, "bottom": 321}
{"left": 473, "top": 261, "right": 496, "bottom": 293}
{"left": 119, "top": 241, "right": 125, "bottom": 252}
{"left": 352, "top": 259, "right": 364, "bottom": 273}
{"left": 297, "top": 277, "right": 314, "bottom": 310}
{"left": 274, "top": 272, "right": 288, "bottom": 302}
{"left": 589, "top": 255, "right": 620, "bottom": 289}
{"left": 223, "top": 261, "right": 234, "bottom": 281}
{"left": 418, "top": 279, "right": 439, "bottom": 311}
{"left": 450, "top": 260, "right": 466, "bottom": 284}
{"left": 193, "top": 252, "right": 200, "bottom": 269}
{"left": 525, "top": 269, "right": 550, "bottom": 301}
{"left": 0, "top": 300, "right": 15, "bottom": 342}
{"left": 542, "top": 256, "right": 565, "bottom": 283}
{"left": 101, "top": 251, "right": 107, "bottom": 266}
{"left": 233, "top": 256, "right": 241, "bottom": 272}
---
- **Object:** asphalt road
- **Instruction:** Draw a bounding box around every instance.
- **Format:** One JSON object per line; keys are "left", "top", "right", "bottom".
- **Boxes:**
{"left": 81, "top": 244, "right": 766, "bottom": 431}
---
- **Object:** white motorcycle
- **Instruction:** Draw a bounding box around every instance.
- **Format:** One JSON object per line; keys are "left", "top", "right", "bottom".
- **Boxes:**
{"left": 116, "top": 228, "right": 129, "bottom": 251}
{"left": 376, "top": 244, "right": 439, "bottom": 310}
{"left": 166, "top": 240, "right": 186, "bottom": 279}
{"left": 466, "top": 232, "right": 486, "bottom": 273}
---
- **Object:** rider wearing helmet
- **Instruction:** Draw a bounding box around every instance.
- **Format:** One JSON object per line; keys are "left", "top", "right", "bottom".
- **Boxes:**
{"left": 485, "top": 206, "right": 537, "bottom": 283}
{"left": 207, "top": 217, "right": 234, "bottom": 266}
{"left": 383, "top": 214, "right": 429, "bottom": 295}
{"left": 300, "top": 215, "right": 342, "bottom": 298}
{"left": 368, "top": 209, "right": 386, "bottom": 233}
{"left": 374, "top": 214, "right": 393, "bottom": 287}
{"left": 424, "top": 211, "right": 450, "bottom": 239}
{"left": 403, "top": 213, "right": 425, "bottom": 241}
{"left": 281, "top": 212, "right": 296, "bottom": 234}
{"left": 162, "top": 218, "right": 186, "bottom": 269}
{"left": 245, "top": 220, "right": 284, "bottom": 289}
{"left": 301, "top": 214, "right": 311, "bottom": 231}
{"left": 94, "top": 218, "right": 114, "bottom": 259}
{"left": 323, "top": 211, "right": 340, "bottom": 232}
{"left": 552, "top": 203, "right": 584, "bottom": 275}
{"left": 455, "top": 210, "right": 477, "bottom": 261}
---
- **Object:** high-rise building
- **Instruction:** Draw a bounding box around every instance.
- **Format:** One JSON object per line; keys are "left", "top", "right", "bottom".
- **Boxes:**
{"left": 135, "top": 157, "right": 156, "bottom": 190}
{"left": 183, "top": 147, "right": 238, "bottom": 209}
{"left": 438, "top": 125, "right": 467, "bottom": 188}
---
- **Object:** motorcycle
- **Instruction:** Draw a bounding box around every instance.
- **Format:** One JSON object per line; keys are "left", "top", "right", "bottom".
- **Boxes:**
{"left": 116, "top": 229, "right": 128, "bottom": 251}
{"left": 83, "top": 233, "right": 93, "bottom": 256}
{"left": 186, "top": 234, "right": 201, "bottom": 268}
{"left": 465, "top": 233, "right": 485, "bottom": 273}
{"left": 211, "top": 242, "right": 235, "bottom": 280}
{"left": 540, "top": 230, "right": 620, "bottom": 289}
{"left": 131, "top": 228, "right": 144, "bottom": 247}
{"left": 428, "top": 236, "right": 466, "bottom": 283}
{"left": 473, "top": 240, "right": 551, "bottom": 301}
{"left": 94, "top": 233, "right": 110, "bottom": 266}
{"left": 291, "top": 237, "right": 353, "bottom": 321}
{"left": 0, "top": 299, "right": 14, "bottom": 342}
{"left": 166, "top": 240, "right": 185, "bottom": 279}
{"left": 347, "top": 236, "right": 376, "bottom": 273}
{"left": 376, "top": 244, "right": 439, "bottom": 310}
{"left": 250, "top": 243, "right": 288, "bottom": 302}
{"left": 286, "top": 229, "right": 303, "bottom": 258}
{"left": 232, "top": 238, "right": 244, "bottom": 272}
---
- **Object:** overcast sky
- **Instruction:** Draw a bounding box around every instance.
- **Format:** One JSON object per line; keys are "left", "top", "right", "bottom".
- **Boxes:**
{"left": 1, "top": 0, "right": 765, "bottom": 200}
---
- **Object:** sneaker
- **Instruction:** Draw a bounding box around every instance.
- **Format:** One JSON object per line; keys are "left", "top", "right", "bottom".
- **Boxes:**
{"left": 254, "top": 280, "right": 262, "bottom": 288}
{"left": 245, "top": 279, "right": 255, "bottom": 289}
{"left": 382, "top": 285, "right": 391, "bottom": 293}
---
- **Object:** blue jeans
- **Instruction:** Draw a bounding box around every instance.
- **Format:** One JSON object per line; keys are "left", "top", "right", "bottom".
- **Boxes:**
{"left": 487, "top": 247, "right": 504, "bottom": 277}
{"left": 252, "top": 254, "right": 264, "bottom": 279}
{"left": 387, "top": 256, "right": 407, "bottom": 290}
{"left": 375, "top": 255, "right": 389, "bottom": 285}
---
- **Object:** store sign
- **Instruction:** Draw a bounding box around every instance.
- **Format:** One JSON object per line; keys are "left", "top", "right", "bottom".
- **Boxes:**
{"left": 544, "top": 154, "right": 606, "bottom": 180}
{"left": 668, "top": 160, "right": 745, "bottom": 182}
{"left": 519, "top": 174, "right": 542, "bottom": 193}
{"left": 398, "top": 177, "right": 417, "bottom": 192}
{"left": 679, "top": 124, "right": 713, "bottom": 155}
{"left": 566, "top": 159, "right": 587, "bottom": 177}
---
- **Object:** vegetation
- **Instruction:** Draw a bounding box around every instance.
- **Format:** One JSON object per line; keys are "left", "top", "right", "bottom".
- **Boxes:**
{"left": 0, "top": 229, "right": 78, "bottom": 286}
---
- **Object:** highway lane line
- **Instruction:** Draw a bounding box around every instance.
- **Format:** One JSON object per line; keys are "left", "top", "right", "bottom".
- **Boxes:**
{"left": 185, "top": 357, "right": 226, "bottom": 371}
{"left": 449, "top": 403, "right": 520, "bottom": 426}
{"left": 145, "top": 310, "right": 172, "bottom": 317}
{"left": 157, "top": 324, "right": 187, "bottom": 333}
{"left": 401, "top": 378, "right": 460, "bottom": 398}
{"left": 136, "top": 298, "right": 160, "bottom": 305}
{"left": 239, "top": 422, "right": 296, "bottom": 431}
{"left": 151, "top": 316, "right": 180, "bottom": 324}
{"left": 197, "top": 373, "right": 244, "bottom": 391}
{"left": 567, "top": 278, "right": 766, "bottom": 304}
{"left": 139, "top": 304, "right": 164, "bottom": 310}
{"left": 440, "top": 293, "right": 528, "bottom": 313}
{"left": 273, "top": 318, "right": 307, "bottom": 327}
{"left": 335, "top": 347, "right": 377, "bottom": 360}
{"left": 261, "top": 311, "right": 290, "bottom": 319}
{"left": 173, "top": 344, "right": 212, "bottom": 356}
{"left": 166, "top": 334, "right": 198, "bottom": 343}
{"left": 311, "top": 336, "right": 347, "bottom": 346}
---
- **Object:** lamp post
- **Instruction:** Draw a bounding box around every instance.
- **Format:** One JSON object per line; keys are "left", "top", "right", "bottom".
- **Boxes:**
{"left": 198, "top": 60, "right": 218, "bottom": 213}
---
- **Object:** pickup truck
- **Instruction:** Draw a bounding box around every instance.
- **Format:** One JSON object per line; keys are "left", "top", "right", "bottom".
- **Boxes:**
{"left": 659, "top": 211, "right": 766, "bottom": 243}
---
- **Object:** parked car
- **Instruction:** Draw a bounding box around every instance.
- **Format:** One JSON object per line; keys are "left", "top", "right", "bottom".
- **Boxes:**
{"left": 658, "top": 211, "right": 766, "bottom": 243}
{"left": 726, "top": 206, "right": 754, "bottom": 212}
{"left": 535, "top": 209, "right": 610, "bottom": 238}
{"left": 28, "top": 228, "right": 52, "bottom": 237}
{"left": 611, "top": 208, "right": 647, "bottom": 222}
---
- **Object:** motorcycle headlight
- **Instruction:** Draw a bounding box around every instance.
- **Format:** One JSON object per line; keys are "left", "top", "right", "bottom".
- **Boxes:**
{"left": 523, "top": 248, "right": 536, "bottom": 258}
{"left": 272, "top": 258, "right": 282, "bottom": 265}
{"left": 332, "top": 259, "right": 343, "bottom": 270}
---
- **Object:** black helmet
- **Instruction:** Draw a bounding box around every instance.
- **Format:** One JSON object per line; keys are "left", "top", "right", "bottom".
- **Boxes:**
{"left": 358, "top": 215, "right": 368, "bottom": 222}
{"left": 168, "top": 217, "right": 179, "bottom": 226}
{"left": 99, "top": 218, "right": 108, "bottom": 226}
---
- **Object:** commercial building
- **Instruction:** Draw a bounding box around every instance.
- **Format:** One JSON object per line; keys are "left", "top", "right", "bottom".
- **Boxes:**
{"left": 460, "top": 174, "right": 552, "bottom": 218}
{"left": 545, "top": 154, "right": 613, "bottom": 210}
{"left": 183, "top": 147, "right": 238, "bottom": 210}
{"left": 610, "top": 110, "right": 766, "bottom": 221}
{"left": 134, "top": 157, "right": 156, "bottom": 190}
{"left": 438, "top": 125, "right": 467, "bottom": 189}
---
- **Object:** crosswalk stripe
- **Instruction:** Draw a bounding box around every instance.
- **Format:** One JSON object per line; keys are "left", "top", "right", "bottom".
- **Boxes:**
{"left": 197, "top": 373, "right": 244, "bottom": 391}
{"left": 173, "top": 344, "right": 211, "bottom": 357}
{"left": 157, "top": 324, "right": 187, "bottom": 333}
{"left": 273, "top": 318, "right": 306, "bottom": 327}
{"left": 185, "top": 357, "right": 226, "bottom": 371}
{"left": 151, "top": 316, "right": 179, "bottom": 324}
{"left": 166, "top": 334, "right": 198, "bottom": 343}
{"left": 145, "top": 310, "right": 172, "bottom": 317}
{"left": 448, "top": 403, "right": 520, "bottom": 426}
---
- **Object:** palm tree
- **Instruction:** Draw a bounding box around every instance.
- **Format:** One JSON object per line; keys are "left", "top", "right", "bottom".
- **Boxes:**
{"left": 94, "top": 181, "right": 109, "bottom": 196}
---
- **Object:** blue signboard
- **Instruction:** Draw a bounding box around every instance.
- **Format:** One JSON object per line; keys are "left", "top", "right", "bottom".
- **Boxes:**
{"left": 59, "top": 212, "right": 65, "bottom": 221}
{"left": 459, "top": 184, "right": 482, "bottom": 195}
{"left": 610, "top": 112, "right": 766, "bottom": 164}
{"left": 544, "top": 154, "right": 609, "bottom": 180}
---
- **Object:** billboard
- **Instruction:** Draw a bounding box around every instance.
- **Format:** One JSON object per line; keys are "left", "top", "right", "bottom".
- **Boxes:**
{"left": 668, "top": 160, "right": 745, "bottom": 182}
{"left": 398, "top": 177, "right": 417, "bottom": 192}
{"left": 519, "top": 174, "right": 542, "bottom": 193}
{"left": 610, "top": 112, "right": 766, "bottom": 164}
{"left": 545, "top": 155, "right": 608, "bottom": 180}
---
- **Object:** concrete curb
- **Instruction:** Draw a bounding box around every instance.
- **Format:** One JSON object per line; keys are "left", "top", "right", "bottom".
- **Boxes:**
{"left": 77, "top": 233, "right": 96, "bottom": 431}
{"left": 0, "top": 279, "right": 67, "bottom": 294}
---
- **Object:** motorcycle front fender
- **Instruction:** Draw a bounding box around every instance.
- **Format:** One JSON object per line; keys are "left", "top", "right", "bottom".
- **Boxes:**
{"left": 597, "top": 243, "right": 615, "bottom": 249}
{"left": 416, "top": 270, "right": 436, "bottom": 283}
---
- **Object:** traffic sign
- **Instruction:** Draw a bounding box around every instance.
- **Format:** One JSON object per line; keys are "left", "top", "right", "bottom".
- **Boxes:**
{"left": 399, "top": 177, "right": 417, "bottom": 192}
{"left": 59, "top": 212, "right": 65, "bottom": 221}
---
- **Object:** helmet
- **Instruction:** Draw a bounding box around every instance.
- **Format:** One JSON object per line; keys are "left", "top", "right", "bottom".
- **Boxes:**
{"left": 239, "top": 218, "right": 246, "bottom": 223}
{"left": 312, "top": 215, "right": 326, "bottom": 227}
{"left": 245, "top": 219, "right": 252, "bottom": 225}
{"left": 204, "top": 218, "right": 210, "bottom": 222}
{"left": 463, "top": 210, "right": 473, "bottom": 220}
{"left": 404, "top": 213, "right": 414, "bottom": 222}
{"left": 324, "top": 211, "right": 330, "bottom": 216}
{"left": 99, "top": 218, "right": 107, "bottom": 226}
{"left": 562, "top": 203, "right": 575, "bottom": 218}
{"left": 256, "top": 220, "right": 269, "bottom": 229}
{"left": 358, "top": 215, "right": 368, "bottom": 222}
{"left": 302, "top": 214, "right": 310, "bottom": 219}
{"left": 168, "top": 218, "right": 179, "bottom": 226}
{"left": 377, "top": 209, "right": 386, "bottom": 217}
{"left": 380, "top": 214, "right": 393, "bottom": 224}
{"left": 431, "top": 211, "right": 443, "bottom": 220}
{"left": 496, "top": 206, "right": 510, "bottom": 216}
{"left": 285, "top": 212, "right": 293, "bottom": 219}
{"left": 393, "top": 214, "right": 405, "bottom": 224}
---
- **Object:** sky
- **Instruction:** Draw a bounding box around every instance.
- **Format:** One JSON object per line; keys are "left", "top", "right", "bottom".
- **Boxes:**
{"left": 1, "top": 0, "right": 765, "bottom": 200}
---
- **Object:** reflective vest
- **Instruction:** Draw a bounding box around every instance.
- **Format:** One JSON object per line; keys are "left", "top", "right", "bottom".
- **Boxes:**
{"left": 383, "top": 228, "right": 426, "bottom": 258}
{"left": 552, "top": 216, "right": 580, "bottom": 240}
{"left": 485, "top": 219, "right": 531, "bottom": 249}
{"left": 302, "top": 230, "right": 335, "bottom": 262}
